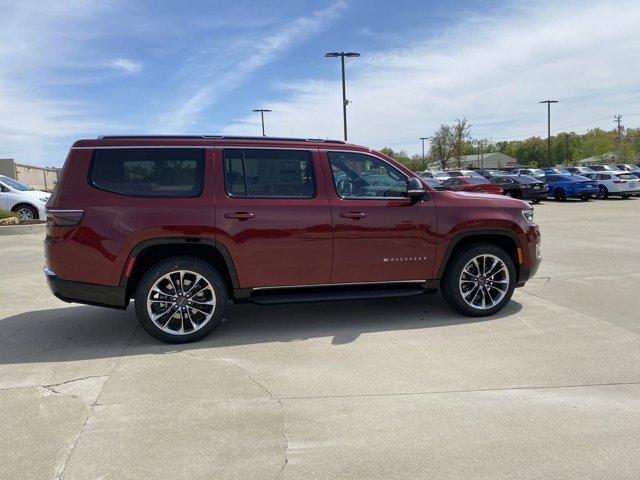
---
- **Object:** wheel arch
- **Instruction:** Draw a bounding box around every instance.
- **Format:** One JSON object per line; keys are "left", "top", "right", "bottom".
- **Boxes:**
{"left": 11, "top": 202, "right": 40, "bottom": 219}
{"left": 437, "top": 230, "right": 521, "bottom": 283}
{"left": 121, "top": 238, "right": 241, "bottom": 304}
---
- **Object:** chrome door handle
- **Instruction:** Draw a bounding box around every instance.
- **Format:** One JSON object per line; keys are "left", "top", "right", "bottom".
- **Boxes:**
{"left": 224, "top": 212, "right": 255, "bottom": 221}
{"left": 339, "top": 211, "right": 366, "bottom": 220}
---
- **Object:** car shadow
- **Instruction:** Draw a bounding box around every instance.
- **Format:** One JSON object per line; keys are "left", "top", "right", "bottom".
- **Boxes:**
{"left": 0, "top": 294, "right": 523, "bottom": 365}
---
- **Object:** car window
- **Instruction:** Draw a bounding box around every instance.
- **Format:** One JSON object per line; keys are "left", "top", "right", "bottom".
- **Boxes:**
{"left": 223, "top": 149, "right": 315, "bottom": 198}
{"left": 0, "top": 175, "right": 33, "bottom": 191}
{"left": 328, "top": 152, "right": 408, "bottom": 199}
{"left": 617, "top": 174, "right": 637, "bottom": 180}
{"left": 90, "top": 148, "right": 205, "bottom": 197}
{"left": 467, "top": 177, "right": 489, "bottom": 184}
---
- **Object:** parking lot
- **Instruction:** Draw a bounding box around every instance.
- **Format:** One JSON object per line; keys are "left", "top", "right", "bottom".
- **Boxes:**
{"left": 1, "top": 199, "right": 639, "bottom": 479}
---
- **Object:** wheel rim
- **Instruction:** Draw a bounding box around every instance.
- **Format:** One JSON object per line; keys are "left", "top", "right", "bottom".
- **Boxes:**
{"left": 598, "top": 186, "right": 606, "bottom": 198}
{"left": 459, "top": 254, "right": 510, "bottom": 310}
{"left": 17, "top": 207, "right": 34, "bottom": 220}
{"left": 146, "top": 270, "right": 216, "bottom": 335}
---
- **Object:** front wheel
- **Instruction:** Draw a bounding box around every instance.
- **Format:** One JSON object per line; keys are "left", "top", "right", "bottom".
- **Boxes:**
{"left": 441, "top": 243, "right": 516, "bottom": 317}
{"left": 553, "top": 189, "right": 566, "bottom": 201}
{"left": 12, "top": 204, "right": 38, "bottom": 220}
{"left": 134, "top": 256, "right": 228, "bottom": 343}
{"left": 597, "top": 185, "right": 608, "bottom": 199}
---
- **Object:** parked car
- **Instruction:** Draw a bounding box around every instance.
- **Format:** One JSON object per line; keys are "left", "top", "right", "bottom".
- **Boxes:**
{"left": 44, "top": 135, "right": 541, "bottom": 343}
{"left": 472, "top": 168, "right": 504, "bottom": 179}
{"left": 447, "top": 170, "right": 485, "bottom": 178}
{"left": 432, "top": 171, "right": 452, "bottom": 181}
{"left": 589, "top": 165, "right": 622, "bottom": 172}
{"left": 511, "top": 168, "right": 546, "bottom": 178}
{"left": 422, "top": 178, "right": 446, "bottom": 189}
{"left": 541, "top": 174, "right": 598, "bottom": 201}
{"left": 0, "top": 175, "right": 51, "bottom": 220}
{"left": 441, "top": 176, "right": 504, "bottom": 195}
{"left": 614, "top": 164, "right": 640, "bottom": 173}
{"left": 566, "top": 166, "right": 595, "bottom": 175}
{"left": 489, "top": 175, "right": 548, "bottom": 203}
{"left": 541, "top": 167, "right": 571, "bottom": 175}
{"left": 583, "top": 172, "right": 640, "bottom": 199}
{"left": 418, "top": 170, "right": 434, "bottom": 179}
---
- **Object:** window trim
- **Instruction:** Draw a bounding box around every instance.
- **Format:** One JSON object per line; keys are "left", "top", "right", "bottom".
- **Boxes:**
{"left": 325, "top": 150, "right": 411, "bottom": 201}
{"left": 87, "top": 147, "right": 206, "bottom": 198}
{"left": 222, "top": 148, "right": 317, "bottom": 200}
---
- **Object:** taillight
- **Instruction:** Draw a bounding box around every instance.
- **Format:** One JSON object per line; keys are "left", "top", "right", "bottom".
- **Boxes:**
{"left": 46, "top": 209, "right": 84, "bottom": 227}
{"left": 613, "top": 180, "right": 625, "bottom": 184}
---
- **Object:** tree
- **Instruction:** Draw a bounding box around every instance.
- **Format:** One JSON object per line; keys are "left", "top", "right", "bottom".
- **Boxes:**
{"left": 429, "top": 124, "right": 455, "bottom": 170}
{"left": 451, "top": 118, "right": 471, "bottom": 168}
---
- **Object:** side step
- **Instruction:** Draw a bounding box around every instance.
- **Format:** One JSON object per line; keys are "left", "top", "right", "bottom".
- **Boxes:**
{"left": 250, "top": 284, "right": 426, "bottom": 305}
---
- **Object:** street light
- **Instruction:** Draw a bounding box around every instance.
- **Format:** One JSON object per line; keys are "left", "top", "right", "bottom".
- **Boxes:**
{"left": 252, "top": 108, "right": 272, "bottom": 136}
{"left": 419, "top": 137, "right": 431, "bottom": 170}
{"left": 539, "top": 100, "right": 558, "bottom": 167}
{"left": 325, "top": 51, "right": 360, "bottom": 141}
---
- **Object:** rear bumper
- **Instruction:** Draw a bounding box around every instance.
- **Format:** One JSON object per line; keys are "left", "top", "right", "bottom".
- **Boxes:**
{"left": 44, "top": 267, "right": 127, "bottom": 309}
{"left": 522, "top": 190, "right": 548, "bottom": 200}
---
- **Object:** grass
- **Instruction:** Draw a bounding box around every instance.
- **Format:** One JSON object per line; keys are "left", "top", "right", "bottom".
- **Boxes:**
{"left": 0, "top": 209, "right": 19, "bottom": 220}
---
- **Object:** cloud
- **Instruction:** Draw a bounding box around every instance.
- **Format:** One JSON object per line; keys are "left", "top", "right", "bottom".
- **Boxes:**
{"left": 107, "top": 58, "right": 142, "bottom": 74}
{"left": 155, "top": 0, "right": 347, "bottom": 133}
{"left": 222, "top": 1, "right": 640, "bottom": 154}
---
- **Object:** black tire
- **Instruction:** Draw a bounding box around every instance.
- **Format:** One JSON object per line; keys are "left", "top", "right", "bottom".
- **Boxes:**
{"left": 134, "top": 256, "right": 227, "bottom": 343}
{"left": 440, "top": 243, "right": 517, "bottom": 317}
{"left": 532, "top": 198, "right": 541, "bottom": 204}
{"left": 12, "top": 203, "right": 38, "bottom": 220}
{"left": 621, "top": 194, "right": 630, "bottom": 199}
{"left": 597, "top": 185, "right": 608, "bottom": 199}
{"left": 580, "top": 195, "right": 590, "bottom": 201}
{"left": 553, "top": 188, "right": 566, "bottom": 201}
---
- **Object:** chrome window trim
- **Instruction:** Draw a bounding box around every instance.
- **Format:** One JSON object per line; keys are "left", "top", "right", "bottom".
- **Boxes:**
{"left": 71, "top": 146, "right": 215, "bottom": 150}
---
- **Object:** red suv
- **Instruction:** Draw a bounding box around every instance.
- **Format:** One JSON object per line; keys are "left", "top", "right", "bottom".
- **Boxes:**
{"left": 45, "top": 136, "right": 541, "bottom": 343}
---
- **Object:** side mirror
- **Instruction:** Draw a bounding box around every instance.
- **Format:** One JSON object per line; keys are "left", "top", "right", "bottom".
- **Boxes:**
{"left": 407, "top": 177, "right": 427, "bottom": 200}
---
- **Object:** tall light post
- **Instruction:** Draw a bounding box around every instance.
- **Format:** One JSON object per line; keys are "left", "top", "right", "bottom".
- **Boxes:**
{"left": 252, "top": 108, "right": 271, "bottom": 136}
{"left": 325, "top": 51, "right": 360, "bottom": 141}
{"left": 539, "top": 100, "right": 558, "bottom": 167}
{"left": 419, "top": 137, "right": 430, "bottom": 170}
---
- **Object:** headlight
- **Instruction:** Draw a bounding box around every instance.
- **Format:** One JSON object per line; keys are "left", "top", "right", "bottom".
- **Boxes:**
{"left": 522, "top": 210, "right": 534, "bottom": 223}
{"left": 39, "top": 197, "right": 49, "bottom": 203}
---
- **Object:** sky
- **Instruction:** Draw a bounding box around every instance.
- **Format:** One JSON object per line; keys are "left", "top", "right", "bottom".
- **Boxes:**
{"left": 1, "top": 0, "right": 640, "bottom": 166}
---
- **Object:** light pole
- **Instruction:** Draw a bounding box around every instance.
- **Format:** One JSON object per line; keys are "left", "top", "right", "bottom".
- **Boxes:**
{"left": 252, "top": 108, "right": 271, "bottom": 136}
{"left": 539, "top": 100, "right": 558, "bottom": 167}
{"left": 325, "top": 51, "right": 360, "bottom": 141}
{"left": 419, "top": 137, "right": 430, "bottom": 170}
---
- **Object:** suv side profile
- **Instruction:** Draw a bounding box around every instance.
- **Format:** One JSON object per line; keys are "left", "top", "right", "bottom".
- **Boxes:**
{"left": 45, "top": 136, "right": 541, "bottom": 343}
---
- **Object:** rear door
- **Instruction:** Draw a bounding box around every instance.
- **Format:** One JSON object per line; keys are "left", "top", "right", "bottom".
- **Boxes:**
{"left": 214, "top": 147, "right": 332, "bottom": 288}
{"left": 321, "top": 150, "right": 437, "bottom": 284}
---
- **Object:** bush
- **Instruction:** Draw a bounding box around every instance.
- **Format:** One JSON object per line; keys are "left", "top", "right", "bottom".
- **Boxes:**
{"left": 0, "top": 209, "right": 19, "bottom": 220}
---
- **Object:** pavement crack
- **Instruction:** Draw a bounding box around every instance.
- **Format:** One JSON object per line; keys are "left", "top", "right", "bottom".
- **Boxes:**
{"left": 55, "top": 323, "right": 138, "bottom": 480}
{"left": 277, "top": 398, "right": 289, "bottom": 478}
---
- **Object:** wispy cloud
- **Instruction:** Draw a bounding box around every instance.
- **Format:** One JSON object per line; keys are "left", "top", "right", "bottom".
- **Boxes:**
{"left": 222, "top": 0, "right": 640, "bottom": 152}
{"left": 155, "top": 0, "right": 347, "bottom": 132}
{"left": 107, "top": 58, "right": 142, "bottom": 74}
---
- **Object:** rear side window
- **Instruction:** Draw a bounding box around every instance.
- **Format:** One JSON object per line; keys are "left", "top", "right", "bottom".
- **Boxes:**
{"left": 223, "top": 149, "right": 315, "bottom": 198}
{"left": 90, "top": 148, "right": 205, "bottom": 197}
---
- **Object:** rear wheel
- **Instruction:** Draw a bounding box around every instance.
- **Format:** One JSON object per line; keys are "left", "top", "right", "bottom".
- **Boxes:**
{"left": 532, "top": 198, "right": 541, "bottom": 204}
{"left": 597, "top": 185, "right": 608, "bottom": 199}
{"left": 134, "top": 256, "right": 227, "bottom": 343}
{"left": 441, "top": 243, "right": 516, "bottom": 317}
{"left": 553, "top": 189, "right": 566, "bottom": 201}
{"left": 580, "top": 195, "right": 590, "bottom": 201}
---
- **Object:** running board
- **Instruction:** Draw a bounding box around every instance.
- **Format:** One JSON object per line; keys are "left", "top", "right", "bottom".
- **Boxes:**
{"left": 250, "top": 284, "right": 426, "bottom": 305}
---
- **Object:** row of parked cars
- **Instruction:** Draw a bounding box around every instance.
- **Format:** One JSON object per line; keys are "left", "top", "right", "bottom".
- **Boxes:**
{"left": 417, "top": 163, "right": 640, "bottom": 202}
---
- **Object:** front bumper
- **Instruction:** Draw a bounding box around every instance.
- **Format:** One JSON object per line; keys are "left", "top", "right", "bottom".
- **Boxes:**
{"left": 44, "top": 267, "right": 127, "bottom": 309}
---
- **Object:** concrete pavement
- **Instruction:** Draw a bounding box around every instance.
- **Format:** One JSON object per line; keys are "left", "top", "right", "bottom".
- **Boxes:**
{"left": 1, "top": 198, "right": 639, "bottom": 479}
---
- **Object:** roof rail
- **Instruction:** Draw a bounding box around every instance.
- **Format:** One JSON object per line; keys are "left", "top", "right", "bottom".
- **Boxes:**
{"left": 98, "top": 135, "right": 347, "bottom": 144}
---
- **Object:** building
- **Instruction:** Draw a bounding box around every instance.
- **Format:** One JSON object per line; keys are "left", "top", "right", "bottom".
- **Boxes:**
{"left": 0, "top": 158, "right": 60, "bottom": 192}
{"left": 577, "top": 152, "right": 619, "bottom": 166}
{"left": 444, "top": 152, "right": 518, "bottom": 169}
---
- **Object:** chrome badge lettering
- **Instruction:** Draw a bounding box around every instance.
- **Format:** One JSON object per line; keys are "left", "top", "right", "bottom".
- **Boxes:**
{"left": 383, "top": 256, "right": 428, "bottom": 262}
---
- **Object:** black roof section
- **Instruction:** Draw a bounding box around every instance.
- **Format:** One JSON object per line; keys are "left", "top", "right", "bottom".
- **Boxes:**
{"left": 97, "top": 135, "right": 347, "bottom": 143}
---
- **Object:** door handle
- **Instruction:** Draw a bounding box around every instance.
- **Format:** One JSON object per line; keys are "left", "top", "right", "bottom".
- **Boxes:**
{"left": 339, "top": 211, "right": 366, "bottom": 220}
{"left": 224, "top": 212, "right": 255, "bottom": 221}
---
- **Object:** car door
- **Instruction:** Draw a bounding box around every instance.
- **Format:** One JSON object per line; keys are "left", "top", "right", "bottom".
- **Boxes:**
{"left": 0, "top": 182, "right": 9, "bottom": 210}
{"left": 321, "top": 150, "right": 438, "bottom": 284}
{"left": 214, "top": 147, "right": 332, "bottom": 288}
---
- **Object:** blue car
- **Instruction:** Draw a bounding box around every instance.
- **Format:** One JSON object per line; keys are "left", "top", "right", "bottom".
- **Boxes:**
{"left": 542, "top": 174, "right": 599, "bottom": 201}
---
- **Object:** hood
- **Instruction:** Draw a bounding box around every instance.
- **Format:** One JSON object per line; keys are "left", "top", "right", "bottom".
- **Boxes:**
{"left": 442, "top": 190, "right": 530, "bottom": 209}
{"left": 13, "top": 189, "right": 51, "bottom": 199}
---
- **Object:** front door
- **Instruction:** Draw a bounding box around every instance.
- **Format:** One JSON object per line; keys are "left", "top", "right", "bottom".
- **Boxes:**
{"left": 215, "top": 147, "right": 333, "bottom": 288}
{"left": 322, "top": 150, "right": 438, "bottom": 284}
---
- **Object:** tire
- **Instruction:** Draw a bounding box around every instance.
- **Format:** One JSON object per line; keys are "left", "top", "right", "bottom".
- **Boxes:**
{"left": 621, "top": 194, "right": 630, "bottom": 199}
{"left": 134, "top": 256, "right": 228, "bottom": 343}
{"left": 12, "top": 204, "right": 38, "bottom": 220}
{"left": 597, "top": 185, "right": 608, "bottom": 199}
{"left": 580, "top": 195, "right": 590, "bottom": 201}
{"left": 532, "top": 198, "right": 541, "bottom": 204}
{"left": 553, "top": 188, "right": 566, "bottom": 201}
{"left": 441, "top": 243, "right": 517, "bottom": 317}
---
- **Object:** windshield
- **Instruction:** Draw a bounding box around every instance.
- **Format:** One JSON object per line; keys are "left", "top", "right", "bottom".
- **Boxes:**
{"left": 467, "top": 177, "right": 490, "bottom": 184}
{"left": 516, "top": 175, "right": 539, "bottom": 184}
{"left": 0, "top": 175, "right": 33, "bottom": 191}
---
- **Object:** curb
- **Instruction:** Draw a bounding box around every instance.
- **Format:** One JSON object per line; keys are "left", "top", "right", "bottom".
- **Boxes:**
{"left": 0, "top": 223, "right": 46, "bottom": 236}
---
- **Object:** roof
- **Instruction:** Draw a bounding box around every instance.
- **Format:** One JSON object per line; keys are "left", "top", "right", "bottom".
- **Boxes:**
{"left": 96, "top": 135, "right": 346, "bottom": 143}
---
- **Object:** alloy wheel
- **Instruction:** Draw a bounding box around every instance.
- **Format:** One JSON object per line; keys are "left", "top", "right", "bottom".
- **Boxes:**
{"left": 146, "top": 270, "right": 216, "bottom": 335}
{"left": 16, "top": 207, "right": 34, "bottom": 220}
{"left": 458, "top": 254, "right": 510, "bottom": 310}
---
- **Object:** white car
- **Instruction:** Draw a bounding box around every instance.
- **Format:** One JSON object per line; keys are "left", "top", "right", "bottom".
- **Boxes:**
{"left": 584, "top": 172, "right": 640, "bottom": 199}
{"left": 512, "top": 168, "right": 546, "bottom": 178}
{"left": 433, "top": 171, "right": 452, "bottom": 181}
{"left": 0, "top": 175, "right": 50, "bottom": 220}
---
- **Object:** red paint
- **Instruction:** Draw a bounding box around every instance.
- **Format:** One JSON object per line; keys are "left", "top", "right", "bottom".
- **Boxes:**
{"left": 44, "top": 137, "right": 541, "bottom": 294}
{"left": 444, "top": 177, "right": 504, "bottom": 195}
